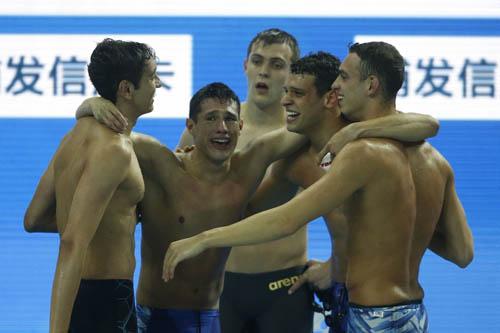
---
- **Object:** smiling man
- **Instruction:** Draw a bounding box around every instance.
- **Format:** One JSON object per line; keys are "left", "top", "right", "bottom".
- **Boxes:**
{"left": 24, "top": 38, "right": 160, "bottom": 333}
{"left": 75, "top": 81, "right": 307, "bottom": 332}
{"left": 163, "top": 43, "right": 473, "bottom": 333}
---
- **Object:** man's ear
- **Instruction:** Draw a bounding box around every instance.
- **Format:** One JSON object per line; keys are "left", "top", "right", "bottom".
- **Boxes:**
{"left": 324, "top": 89, "right": 337, "bottom": 109}
{"left": 243, "top": 58, "right": 248, "bottom": 72}
{"left": 186, "top": 118, "right": 195, "bottom": 133}
{"left": 367, "top": 75, "right": 380, "bottom": 97}
{"left": 117, "top": 80, "right": 134, "bottom": 100}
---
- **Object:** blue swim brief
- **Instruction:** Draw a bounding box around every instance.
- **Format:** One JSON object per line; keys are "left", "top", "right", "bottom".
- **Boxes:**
{"left": 347, "top": 300, "right": 428, "bottom": 333}
{"left": 137, "top": 304, "right": 220, "bottom": 333}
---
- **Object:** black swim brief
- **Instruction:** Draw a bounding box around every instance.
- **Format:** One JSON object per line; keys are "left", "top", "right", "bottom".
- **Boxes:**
{"left": 69, "top": 279, "right": 137, "bottom": 333}
{"left": 220, "top": 266, "right": 313, "bottom": 333}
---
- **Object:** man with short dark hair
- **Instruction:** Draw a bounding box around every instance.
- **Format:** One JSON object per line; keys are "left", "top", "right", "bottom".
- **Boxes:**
{"left": 163, "top": 42, "right": 473, "bottom": 333}
{"left": 177, "top": 29, "right": 314, "bottom": 333}
{"left": 74, "top": 80, "right": 308, "bottom": 332}
{"left": 24, "top": 38, "right": 160, "bottom": 333}
{"left": 243, "top": 50, "right": 440, "bottom": 333}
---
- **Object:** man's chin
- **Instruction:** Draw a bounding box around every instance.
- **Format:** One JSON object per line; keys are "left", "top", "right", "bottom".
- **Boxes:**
{"left": 285, "top": 124, "right": 303, "bottom": 134}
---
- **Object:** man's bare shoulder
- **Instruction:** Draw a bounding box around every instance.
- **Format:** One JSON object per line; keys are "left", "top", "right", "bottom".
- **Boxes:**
{"left": 90, "top": 138, "right": 134, "bottom": 169}
{"left": 339, "top": 138, "right": 405, "bottom": 161}
{"left": 57, "top": 118, "right": 132, "bottom": 164}
{"left": 131, "top": 132, "right": 180, "bottom": 164}
{"left": 407, "top": 141, "right": 453, "bottom": 177}
{"left": 331, "top": 138, "right": 410, "bottom": 179}
{"left": 131, "top": 132, "right": 161, "bottom": 147}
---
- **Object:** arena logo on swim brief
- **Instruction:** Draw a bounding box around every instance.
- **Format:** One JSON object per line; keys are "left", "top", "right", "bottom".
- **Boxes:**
{"left": 0, "top": 34, "right": 192, "bottom": 118}
{"left": 268, "top": 275, "right": 300, "bottom": 291}
{"left": 354, "top": 36, "right": 500, "bottom": 120}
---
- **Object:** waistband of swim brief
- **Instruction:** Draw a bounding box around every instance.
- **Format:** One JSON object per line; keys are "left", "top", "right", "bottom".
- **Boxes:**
{"left": 225, "top": 265, "right": 306, "bottom": 280}
{"left": 349, "top": 299, "right": 423, "bottom": 309}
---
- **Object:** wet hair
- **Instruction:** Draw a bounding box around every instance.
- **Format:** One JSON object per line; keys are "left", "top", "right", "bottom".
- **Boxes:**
{"left": 189, "top": 82, "right": 241, "bottom": 121}
{"left": 349, "top": 41, "right": 405, "bottom": 101}
{"left": 290, "top": 51, "right": 341, "bottom": 96}
{"left": 246, "top": 28, "right": 300, "bottom": 63}
{"left": 88, "top": 38, "right": 156, "bottom": 104}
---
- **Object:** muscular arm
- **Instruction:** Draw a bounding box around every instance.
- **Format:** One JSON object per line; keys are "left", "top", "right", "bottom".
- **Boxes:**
{"left": 353, "top": 112, "right": 439, "bottom": 142}
{"left": 320, "top": 112, "right": 439, "bottom": 157}
{"left": 163, "top": 141, "right": 376, "bottom": 280}
{"left": 428, "top": 169, "right": 474, "bottom": 268}
{"left": 245, "top": 158, "right": 299, "bottom": 215}
{"left": 50, "top": 144, "right": 131, "bottom": 332}
{"left": 24, "top": 156, "right": 57, "bottom": 233}
{"left": 238, "top": 128, "right": 307, "bottom": 183}
{"left": 131, "top": 132, "right": 176, "bottom": 188}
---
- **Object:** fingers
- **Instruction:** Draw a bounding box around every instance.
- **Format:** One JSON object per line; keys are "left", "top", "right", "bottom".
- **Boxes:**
{"left": 306, "top": 259, "right": 320, "bottom": 267}
{"left": 288, "top": 273, "right": 308, "bottom": 295}
{"left": 162, "top": 247, "right": 177, "bottom": 282}
{"left": 175, "top": 145, "right": 195, "bottom": 154}
{"left": 110, "top": 110, "right": 127, "bottom": 133}
{"left": 316, "top": 144, "right": 331, "bottom": 165}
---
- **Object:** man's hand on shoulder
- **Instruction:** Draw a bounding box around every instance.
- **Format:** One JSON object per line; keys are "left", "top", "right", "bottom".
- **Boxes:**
{"left": 76, "top": 97, "right": 127, "bottom": 133}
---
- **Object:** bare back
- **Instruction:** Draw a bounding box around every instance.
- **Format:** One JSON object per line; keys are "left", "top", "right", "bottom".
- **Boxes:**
{"left": 405, "top": 142, "right": 451, "bottom": 299}
{"left": 341, "top": 139, "right": 416, "bottom": 306}
{"left": 53, "top": 118, "right": 144, "bottom": 279}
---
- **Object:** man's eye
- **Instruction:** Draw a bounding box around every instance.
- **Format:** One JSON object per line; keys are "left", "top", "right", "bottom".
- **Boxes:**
{"left": 272, "top": 62, "right": 284, "bottom": 69}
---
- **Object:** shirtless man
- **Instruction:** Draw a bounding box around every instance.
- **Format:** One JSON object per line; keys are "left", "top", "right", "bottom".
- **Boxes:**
{"left": 250, "top": 51, "right": 439, "bottom": 333}
{"left": 163, "top": 42, "right": 474, "bottom": 333}
{"left": 76, "top": 81, "right": 307, "bottom": 332}
{"left": 177, "top": 28, "right": 314, "bottom": 333}
{"left": 24, "top": 38, "right": 159, "bottom": 332}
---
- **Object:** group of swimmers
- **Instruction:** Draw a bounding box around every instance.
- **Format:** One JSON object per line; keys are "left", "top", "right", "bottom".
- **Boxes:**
{"left": 25, "top": 28, "right": 473, "bottom": 333}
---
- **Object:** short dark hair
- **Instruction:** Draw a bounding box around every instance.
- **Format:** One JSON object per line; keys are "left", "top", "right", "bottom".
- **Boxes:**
{"left": 290, "top": 51, "right": 341, "bottom": 96}
{"left": 246, "top": 28, "right": 300, "bottom": 63}
{"left": 189, "top": 82, "right": 241, "bottom": 121}
{"left": 349, "top": 42, "right": 405, "bottom": 101}
{"left": 88, "top": 38, "right": 156, "bottom": 104}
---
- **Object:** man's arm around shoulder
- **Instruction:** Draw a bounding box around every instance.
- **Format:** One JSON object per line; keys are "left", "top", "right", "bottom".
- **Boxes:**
{"left": 239, "top": 128, "right": 307, "bottom": 170}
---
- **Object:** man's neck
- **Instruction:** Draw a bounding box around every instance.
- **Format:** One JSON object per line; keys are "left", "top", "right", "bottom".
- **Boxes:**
{"left": 360, "top": 100, "right": 397, "bottom": 121}
{"left": 307, "top": 113, "right": 347, "bottom": 153}
{"left": 185, "top": 149, "right": 232, "bottom": 183}
{"left": 115, "top": 102, "right": 138, "bottom": 136}
{"left": 241, "top": 100, "right": 286, "bottom": 128}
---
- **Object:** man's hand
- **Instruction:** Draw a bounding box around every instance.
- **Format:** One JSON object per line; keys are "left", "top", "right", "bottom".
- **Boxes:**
{"left": 162, "top": 235, "right": 206, "bottom": 282}
{"left": 76, "top": 97, "right": 127, "bottom": 133}
{"left": 288, "top": 259, "right": 332, "bottom": 294}
{"left": 175, "top": 145, "right": 196, "bottom": 153}
{"left": 317, "top": 123, "right": 360, "bottom": 164}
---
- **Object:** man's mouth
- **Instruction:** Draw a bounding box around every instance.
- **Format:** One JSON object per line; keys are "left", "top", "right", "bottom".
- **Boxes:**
{"left": 336, "top": 94, "right": 344, "bottom": 107}
{"left": 255, "top": 82, "right": 269, "bottom": 93}
{"left": 210, "top": 137, "right": 231, "bottom": 149}
{"left": 286, "top": 111, "right": 300, "bottom": 122}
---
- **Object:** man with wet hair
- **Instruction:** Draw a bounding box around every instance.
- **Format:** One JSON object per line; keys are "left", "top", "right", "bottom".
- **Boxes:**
{"left": 73, "top": 80, "right": 308, "bottom": 332}
{"left": 178, "top": 28, "right": 313, "bottom": 333}
{"left": 163, "top": 42, "right": 473, "bottom": 333}
{"left": 238, "top": 50, "right": 440, "bottom": 333}
{"left": 24, "top": 38, "right": 160, "bottom": 332}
